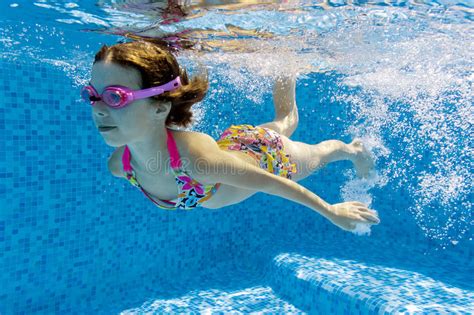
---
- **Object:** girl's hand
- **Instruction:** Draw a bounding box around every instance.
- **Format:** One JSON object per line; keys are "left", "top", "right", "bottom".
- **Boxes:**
{"left": 327, "top": 201, "right": 380, "bottom": 232}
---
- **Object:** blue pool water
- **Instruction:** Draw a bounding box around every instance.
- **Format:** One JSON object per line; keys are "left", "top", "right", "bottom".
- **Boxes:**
{"left": 0, "top": 0, "right": 473, "bottom": 314}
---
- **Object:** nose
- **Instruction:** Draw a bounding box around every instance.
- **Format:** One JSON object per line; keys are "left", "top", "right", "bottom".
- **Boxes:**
{"left": 92, "top": 101, "right": 109, "bottom": 117}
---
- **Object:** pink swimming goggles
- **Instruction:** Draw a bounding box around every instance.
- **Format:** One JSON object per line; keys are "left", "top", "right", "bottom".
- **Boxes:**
{"left": 81, "top": 76, "right": 182, "bottom": 108}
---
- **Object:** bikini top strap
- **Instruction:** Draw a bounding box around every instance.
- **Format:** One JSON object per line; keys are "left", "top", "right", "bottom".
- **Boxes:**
{"left": 122, "top": 145, "right": 132, "bottom": 173}
{"left": 121, "top": 129, "right": 181, "bottom": 172}
{"left": 166, "top": 128, "right": 182, "bottom": 169}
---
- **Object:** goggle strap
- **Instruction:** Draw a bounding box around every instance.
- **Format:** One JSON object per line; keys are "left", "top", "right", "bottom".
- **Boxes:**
{"left": 133, "top": 76, "right": 181, "bottom": 100}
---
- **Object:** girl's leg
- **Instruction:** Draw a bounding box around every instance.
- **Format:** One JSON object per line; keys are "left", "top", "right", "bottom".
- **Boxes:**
{"left": 281, "top": 136, "right": 375, "bottom": 182}
{"left": 257, "top": 75, "right": 299, "bottom": 137}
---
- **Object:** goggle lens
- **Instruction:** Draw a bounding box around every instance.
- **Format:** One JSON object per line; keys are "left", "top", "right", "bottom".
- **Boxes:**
{"left": 81, "top": 86, "right": 127, "bottom": 107}
{"left": 102, "top": 90, "right": 124, "bottom": 107}
{"left": 81, "top": 87, "right": 95, "bottom": 104}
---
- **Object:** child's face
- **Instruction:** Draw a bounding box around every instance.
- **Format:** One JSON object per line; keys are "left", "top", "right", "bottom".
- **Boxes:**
{"left": 89, "top": 61, "right": 159, "bottom": 147}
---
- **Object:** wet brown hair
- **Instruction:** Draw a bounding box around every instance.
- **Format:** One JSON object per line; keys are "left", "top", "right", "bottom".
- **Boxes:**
{"left": 93, "top": 40, "right": 208, "bottom": 128}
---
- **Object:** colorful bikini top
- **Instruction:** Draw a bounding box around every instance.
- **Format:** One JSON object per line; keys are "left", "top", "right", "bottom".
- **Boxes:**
{"left": 121, "top": 129, "right": 220, "bottom": 210}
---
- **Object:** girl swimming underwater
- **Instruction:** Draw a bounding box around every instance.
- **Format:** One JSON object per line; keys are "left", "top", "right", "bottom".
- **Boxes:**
{"left": 82, "top": 40, "right": 380, "bottom": 232}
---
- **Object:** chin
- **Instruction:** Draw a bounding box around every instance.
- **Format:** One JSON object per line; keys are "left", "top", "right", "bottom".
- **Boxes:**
{"left": 101, "top": 133, "right": 126, "bottom": 148}
{"left": 107, "top": 142, "right": 123, "bottom": 148}
{"left": 103, "top": 138, "right": 122, "bottom": 148}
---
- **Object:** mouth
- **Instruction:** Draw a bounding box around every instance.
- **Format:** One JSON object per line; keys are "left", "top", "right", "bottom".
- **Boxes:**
{"left": 98, "top": 126, "right": 117, "bottom": 132}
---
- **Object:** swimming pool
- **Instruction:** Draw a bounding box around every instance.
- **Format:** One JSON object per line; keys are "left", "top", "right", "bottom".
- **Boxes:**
{"left": 0, "top": 0, "right": 472, "bottom": 314}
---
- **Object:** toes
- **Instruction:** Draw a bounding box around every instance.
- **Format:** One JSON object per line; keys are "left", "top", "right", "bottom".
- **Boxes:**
{"left": 352, "top": 140, "right": 363, "bottom": 147}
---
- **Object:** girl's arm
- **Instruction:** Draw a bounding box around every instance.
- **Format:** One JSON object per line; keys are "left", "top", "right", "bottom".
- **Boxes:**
{"left": 187, "top": 135, "right": 362, "bottom": 223}
{"left": 210, "top": 150, "right": 334, "bottom": 218}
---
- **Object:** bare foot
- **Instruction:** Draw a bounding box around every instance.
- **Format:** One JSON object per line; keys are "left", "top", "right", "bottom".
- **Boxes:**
{"left": 349, "top": 139, "right": 375, "bottom": 178}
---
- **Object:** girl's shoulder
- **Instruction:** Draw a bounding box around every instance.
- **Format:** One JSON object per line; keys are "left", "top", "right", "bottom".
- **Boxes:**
{"left": 171, "top": 129, "right": 218, "bottom": 160}
{"left": 170, "top": 129, "right": 221, "bottom": 186}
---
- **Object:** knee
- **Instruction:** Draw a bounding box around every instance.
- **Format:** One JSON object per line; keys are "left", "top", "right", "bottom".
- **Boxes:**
{"left": 283, "top": 110, "right": 298, "bottom": 137}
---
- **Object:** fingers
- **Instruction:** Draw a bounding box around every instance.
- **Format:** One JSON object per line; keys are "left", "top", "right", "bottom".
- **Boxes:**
{"left": 359, "top": 212, "right": 380, "bottom": 224}
{"left": 357, "top": 207, "right": 379, "bottom": 223}
{"left": 357, "top": 207, "right": 378, "bottom": 215}
{"left": 350, "top": 201, "right": 367, "bottom": 207}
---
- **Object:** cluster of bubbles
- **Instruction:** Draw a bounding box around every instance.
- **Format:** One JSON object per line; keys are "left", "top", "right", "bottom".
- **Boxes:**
{"left": 331, "top": 10, "right": 472, "bottom": 244}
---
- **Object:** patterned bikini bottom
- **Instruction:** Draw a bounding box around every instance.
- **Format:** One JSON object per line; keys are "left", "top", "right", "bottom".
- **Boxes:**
{"left": 216, "top": 124, "right": 298, "bottom": 179}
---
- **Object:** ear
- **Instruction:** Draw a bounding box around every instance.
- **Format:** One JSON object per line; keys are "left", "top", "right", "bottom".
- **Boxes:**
{"left": 153, "top": 101, "right": 172, "bottom": 120}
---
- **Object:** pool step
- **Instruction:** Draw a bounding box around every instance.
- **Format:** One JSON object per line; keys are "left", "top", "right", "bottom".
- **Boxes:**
{"left": 267, "top": 245, "right": 474, "bottom": 314}
{"left": 111, "top": 259, "right": 309, "bottom": 314}
{"left": 119, "top": 286, "right": 308, "bottom": 314}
